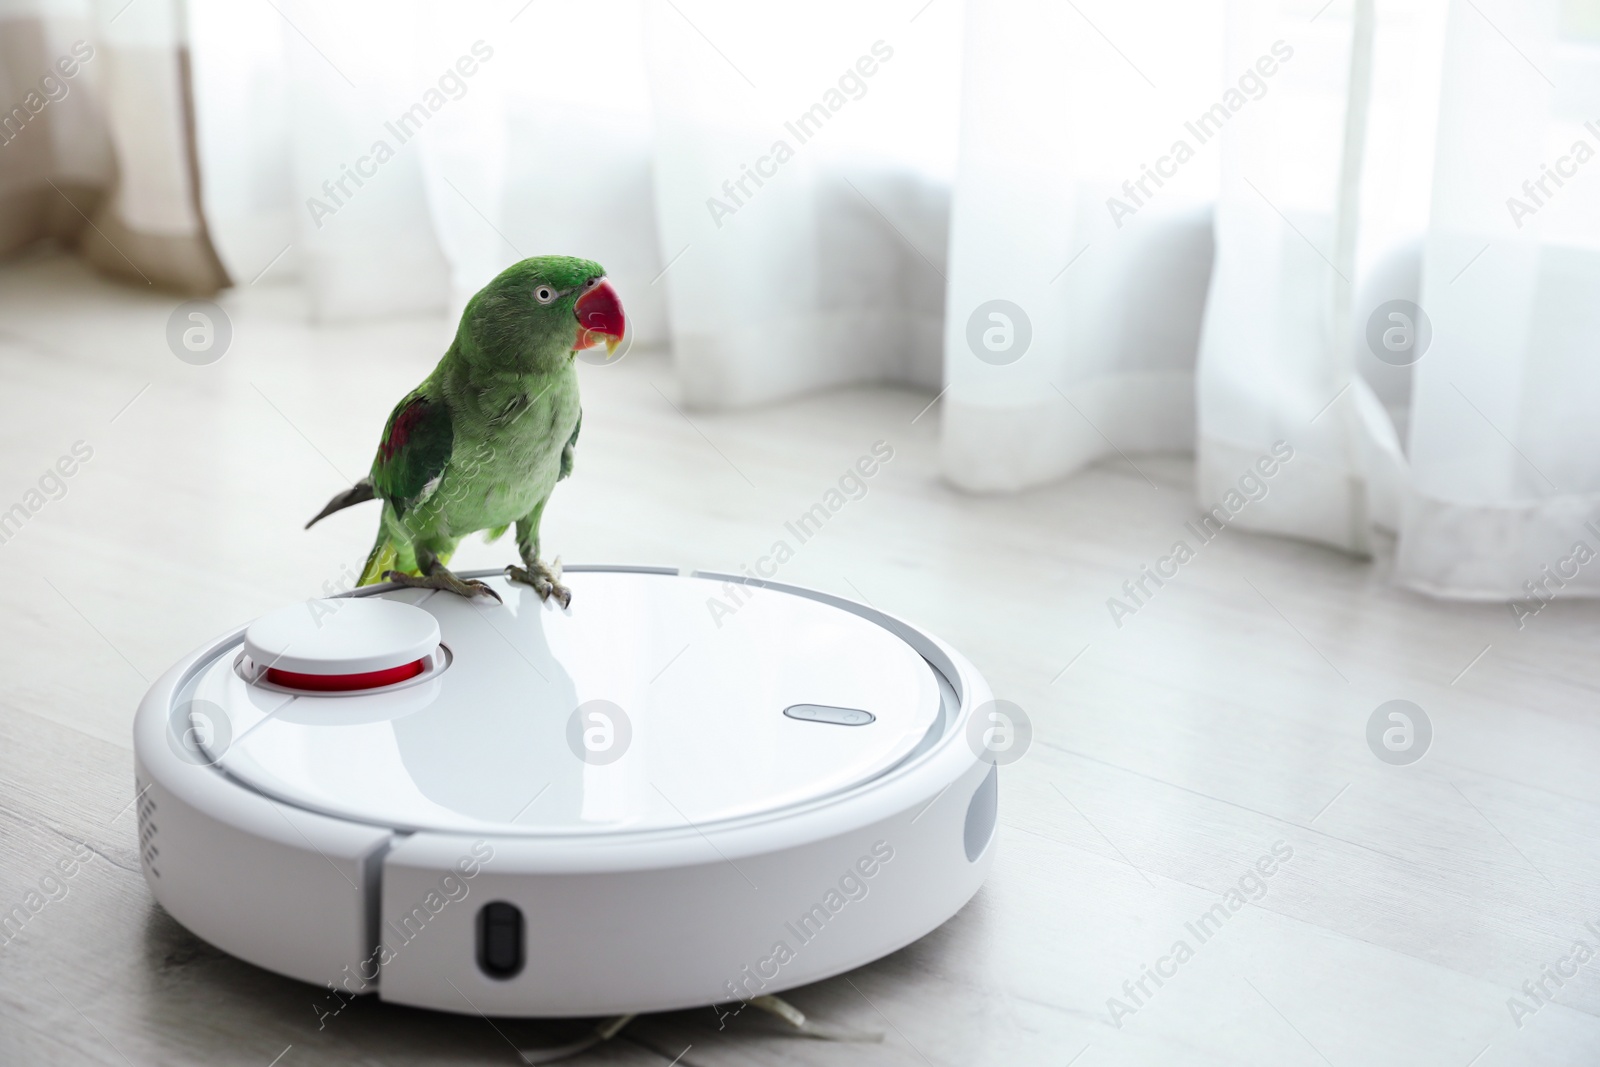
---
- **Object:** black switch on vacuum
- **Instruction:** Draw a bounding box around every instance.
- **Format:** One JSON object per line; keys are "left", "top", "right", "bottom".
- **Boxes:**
{"left": 477, "top": 901, "right": 524, "bottom": 979}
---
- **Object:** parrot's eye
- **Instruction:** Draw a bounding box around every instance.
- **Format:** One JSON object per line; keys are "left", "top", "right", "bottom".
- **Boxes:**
{"left": 585, "top": 277, "right": 599, "bottom": 289}
{"left": 534, "top": 286, "right": 556, "bottom": 304}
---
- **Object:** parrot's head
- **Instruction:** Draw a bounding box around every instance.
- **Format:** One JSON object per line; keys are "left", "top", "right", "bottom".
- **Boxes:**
{"left": 462, "top": 255, "right": 626, "bottom": 371}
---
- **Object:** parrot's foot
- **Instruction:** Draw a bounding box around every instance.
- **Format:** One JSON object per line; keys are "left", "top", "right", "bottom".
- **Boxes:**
{"left": 506, "top": 557, "right": 571, "bottom": 609}
{"left": 383, "top": 567, "right": 502, "bottom": 604}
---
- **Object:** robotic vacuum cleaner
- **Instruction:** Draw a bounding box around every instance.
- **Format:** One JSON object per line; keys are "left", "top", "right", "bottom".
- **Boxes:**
{"left": 132, "top": 567, "right": 998, "bottom": 1016}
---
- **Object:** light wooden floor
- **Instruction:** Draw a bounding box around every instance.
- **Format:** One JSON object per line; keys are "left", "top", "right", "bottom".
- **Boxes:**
{"left": 2, "top": 251, "right": 1598, "bottom": 1066}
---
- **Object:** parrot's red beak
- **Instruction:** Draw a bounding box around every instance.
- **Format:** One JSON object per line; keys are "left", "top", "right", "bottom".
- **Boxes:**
{"left": 574, "top": 279, "right": 626, "bottom": 354}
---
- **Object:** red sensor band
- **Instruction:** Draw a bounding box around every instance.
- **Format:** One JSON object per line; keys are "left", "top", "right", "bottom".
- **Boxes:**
{"left": 265, "top": 658, "right": 427, "bottom": 692}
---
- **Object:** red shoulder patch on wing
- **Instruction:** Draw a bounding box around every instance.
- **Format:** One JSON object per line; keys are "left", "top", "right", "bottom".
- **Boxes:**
{"left": 381, "top": 397, "right": 430, "bottom": 461}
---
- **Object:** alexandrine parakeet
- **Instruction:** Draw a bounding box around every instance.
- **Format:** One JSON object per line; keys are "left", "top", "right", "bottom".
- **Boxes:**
{"left": 306, "top": 255, "right": 626, "bottom": 607}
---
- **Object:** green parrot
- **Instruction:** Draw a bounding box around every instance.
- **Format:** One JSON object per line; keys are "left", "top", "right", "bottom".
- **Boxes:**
{"left": 305, "top": 255, "right": 626, "bottom": 607}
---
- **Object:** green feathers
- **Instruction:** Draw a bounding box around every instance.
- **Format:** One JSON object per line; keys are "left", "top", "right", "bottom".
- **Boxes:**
{"left": 337, "top": 255, "right": 608, "bottom": 589}
{"left": 456, "top": 256, "right": 608, "bottom": 377}
{"left": 370, "top": 391, "right": 454, "bottom": 517}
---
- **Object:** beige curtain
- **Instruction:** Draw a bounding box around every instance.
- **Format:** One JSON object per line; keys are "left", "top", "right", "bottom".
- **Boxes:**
{"left": 0, "top": 0, "right": 227, "bottom": 294}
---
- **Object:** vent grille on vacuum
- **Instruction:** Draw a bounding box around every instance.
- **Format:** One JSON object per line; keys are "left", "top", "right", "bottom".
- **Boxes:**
{"left": 135, "top": 777, "right": 159, "bottom": 878}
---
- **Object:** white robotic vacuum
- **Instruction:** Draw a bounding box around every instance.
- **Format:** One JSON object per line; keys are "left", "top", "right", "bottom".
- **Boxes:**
{"left": 132, "top": 567, "right": 998, "bottom": 1017}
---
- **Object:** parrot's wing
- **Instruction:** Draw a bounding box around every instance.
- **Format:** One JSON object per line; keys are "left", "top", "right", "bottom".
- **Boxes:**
{"left": 371, "top": 390, "right": 454, "bottom": 517}
{"left": 558, "top": 408, "right": 581, "bottom": 481}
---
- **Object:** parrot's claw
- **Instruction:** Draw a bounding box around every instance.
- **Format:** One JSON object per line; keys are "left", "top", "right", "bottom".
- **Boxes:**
{"left": 383, "top": 568, "right": 502, "bottom": 604}
{"left": 506, "top": 560, "right": 572, "bottom": 609}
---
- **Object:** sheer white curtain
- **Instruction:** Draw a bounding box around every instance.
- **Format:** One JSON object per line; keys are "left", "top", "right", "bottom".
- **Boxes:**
{"left": 940, "top": 0, "right": 1430, "bottom": 519}
{"left": 940, "top": 0, "right": 1225, "bottom": 492}
{"left": 1400, "top": 0, "right": 1600, "bottom": 598}
{"left": 188, "top": 0, "right": 664, "bottom": 331}
{"left": 943, "top": 0, "right": 1600, "bottom": 601}
{"left": 187, "top": 0, "right": 961, "bottom": 392}
{"left": 1192, "top": 0, "right": 1453, "bottom": 558}
{"left": 15, "top": 0, "right": 1600, "bottom": 600}
{"left": 1194, "top": 0, "right": 1599, "bottom": 599}
{"left": 645, "top": 1, "right": 960, "bottom": 407}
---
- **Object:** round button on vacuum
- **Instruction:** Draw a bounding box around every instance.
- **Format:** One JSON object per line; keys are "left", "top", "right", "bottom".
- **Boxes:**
{"left": 243, "top": 598, "right": 441, "bottom": 692}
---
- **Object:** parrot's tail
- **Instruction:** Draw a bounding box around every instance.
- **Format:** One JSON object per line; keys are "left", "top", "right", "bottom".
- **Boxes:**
{"left": 358, "top": 535, "right": 450, "bottom": 586}
{"left": 306, "top": 478, "right": 376, "bottom": 529}
{"left": 358, "top": 534, "right": 399, "bottom": 586}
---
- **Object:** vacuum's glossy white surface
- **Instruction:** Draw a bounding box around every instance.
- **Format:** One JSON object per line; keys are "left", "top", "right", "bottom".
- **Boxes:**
{"left": 195, "top": 572, "right": 944, "bottom": 835}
